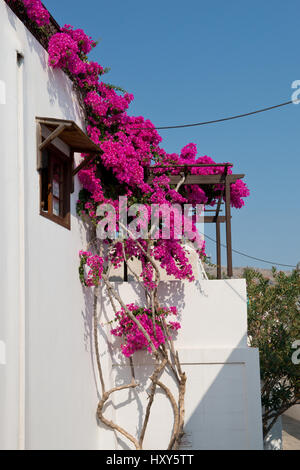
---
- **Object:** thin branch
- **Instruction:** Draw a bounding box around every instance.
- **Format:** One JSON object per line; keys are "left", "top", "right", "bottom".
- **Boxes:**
{"left": 161, "top": 318, "right": 181, "bottom": 375}
{"left": 97, "top": 382, "right": 141, "bottom": 450}
{"left": 93, "top": 289, "right": 106, "bottom": 395}
{"left": 151, "top": 291, "right": 157, "bottom": 339}
{"left": 156, "top": 380, "right": 180, "bottom": 450}
{"left": 175, "top": 172, "right": 187, "bottom": 192}
{"left": 139, "top": 358, "right": 167, "bottom": 447}
{"left": 174, "top": 373, "right": 187, "bottom": 450}
{"left": 159, "top": 344, "right": 181, "bottom": 385}
{"left": 129, "top": 357, "right": 136, "bottom": 381}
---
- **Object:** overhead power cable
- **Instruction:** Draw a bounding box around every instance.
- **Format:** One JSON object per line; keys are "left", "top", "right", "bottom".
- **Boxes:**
{"left": 202, "top": 233, "right": 296, "bottom": 269}
{"left": 153, "top": 100, "right": 294, "bottom": 130}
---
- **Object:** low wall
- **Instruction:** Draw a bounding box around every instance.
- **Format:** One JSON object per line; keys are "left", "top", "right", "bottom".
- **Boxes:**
{"left": 97, "top": 280, "right": 263, "bottom": 450}
{"left": 2, "top": 277, "right": 263, "bottom": 449}
{"left": 284, "top": 405, "right": 300, "bottom": 421}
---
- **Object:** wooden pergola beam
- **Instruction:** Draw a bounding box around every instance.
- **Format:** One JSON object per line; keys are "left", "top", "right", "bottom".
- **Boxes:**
{"left": 147, "top": 174, "right": 245, "bottom": 185}
{"left": 204, "top": 216, "right": 226, "bottom": 223}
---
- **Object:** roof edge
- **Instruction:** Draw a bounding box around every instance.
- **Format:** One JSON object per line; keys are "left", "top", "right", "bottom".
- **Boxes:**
{"left": 4, "top": 0, "right": 60, "bottom": 51}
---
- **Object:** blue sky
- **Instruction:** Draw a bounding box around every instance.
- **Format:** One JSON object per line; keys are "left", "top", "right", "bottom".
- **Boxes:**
{"left": 45, "top": 0, "right": 300, "bottom": 269}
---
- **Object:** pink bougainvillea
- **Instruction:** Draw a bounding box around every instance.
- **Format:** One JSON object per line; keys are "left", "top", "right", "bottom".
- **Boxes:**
{"left": 111, "top": 304, "right": 181, "bottom": 357}
{"left": 60, "top": 24, "right": 96, "bottom": 55}
{"left": 11, "top": 0, "right": 50, "bottom": 26}
{"left": 15, "top": 0, "right": 250, "bottom": 356}
{"left": 79, "top": 251, "right": 104, "bottom": 287}
{"left": 48, "top": 32, "right": 86, "bottom": 75}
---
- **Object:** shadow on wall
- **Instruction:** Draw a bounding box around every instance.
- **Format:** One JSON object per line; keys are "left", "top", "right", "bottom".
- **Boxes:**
{"left": 46, "top": 66, "right": 85, "bottom": 122}
{"left": 5, "top": 3, "right": 17, "bottom": 29}
{"left": 282, "top": 413, "right": 300, "bottom": 450}
{"left": 6, "top": 3, "right": 85, "bottom": 123}
{"left": 81, "top": 286, "right": 102, "bottom": 401}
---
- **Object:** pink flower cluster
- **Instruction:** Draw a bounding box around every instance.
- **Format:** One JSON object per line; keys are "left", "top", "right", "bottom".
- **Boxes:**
{"left": 79, "top": 251, "right": 104, "bottom": 287}
{"left": 48, "top": 32, "right": 86, "bottom": 75}
{"left": 78, "top": 163, "right": 104, "bottom": 203}
{"left": 78, "top": 62, "right": 104, "bottom": 89}
{"left": 11, "top": 0, "right": 50, "bottom": 26}
{"left": 61, "top": 24, "right": 96, "bottom": 55}
{"left": 111, "top": 304, "right": 180, "bottom": 357}
{"left": 48, "top": 26, "right": 98, "bottom": 77}
{"left": 85, "top": 85, "right": 133, "bottom": 119}
{"left": 100, "top": 139, "right": 145, "bottom": 186}
{"left": 154, "top": 240, "right": 195, "bottom": 281}
{"left": 229, "top": 179, "right": 250, "bottom": 209}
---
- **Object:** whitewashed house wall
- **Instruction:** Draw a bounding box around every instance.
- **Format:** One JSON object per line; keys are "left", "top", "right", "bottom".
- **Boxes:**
{"left": 0, "top": 0, "right": 96, "bottom": 449}
{"left": 0, "top": 0, "right": 263, "bottom": 450}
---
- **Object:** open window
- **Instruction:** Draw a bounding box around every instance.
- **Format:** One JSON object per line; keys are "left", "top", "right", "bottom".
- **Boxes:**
{"left": 40, "top": 145, "right": 71, "bottom": 229}
{"left": 36, "top": 117, "right": 100, "bottom": 230}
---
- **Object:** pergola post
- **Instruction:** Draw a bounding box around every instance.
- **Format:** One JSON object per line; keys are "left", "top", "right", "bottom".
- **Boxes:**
{"left": 225, "top": 176, "right": 233, "bottom": 278}
{"left": 124, "top": 261, "right": 128, "bottom": 282}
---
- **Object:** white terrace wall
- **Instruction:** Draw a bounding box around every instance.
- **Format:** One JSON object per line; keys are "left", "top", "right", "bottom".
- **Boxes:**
{"left": 0, "top": 0, "right": 263, "bottom": 450}
{"left": 97, "top": 280, "right": 263, "bottom": 450}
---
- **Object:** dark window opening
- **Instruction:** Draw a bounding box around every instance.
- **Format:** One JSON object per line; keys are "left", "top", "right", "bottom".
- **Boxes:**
{"left": 40, "top": 145, "right": 71, "bottom": 230}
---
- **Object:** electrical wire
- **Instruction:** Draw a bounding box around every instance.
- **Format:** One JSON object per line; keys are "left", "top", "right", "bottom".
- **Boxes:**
{"left": 202, "top": 232, "right": 296, "bottom": 269}
{"left": 153, "top": 100, "right": 294, "bottom": 130}
{"left": 151, "top": 98, "right": 297, "bottom": 266}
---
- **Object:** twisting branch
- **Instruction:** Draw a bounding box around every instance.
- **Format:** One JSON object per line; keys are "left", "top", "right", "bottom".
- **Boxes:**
{"left": 93, "top": 287, "right": 142, "bottom": 449}
{"left": 161, "top": 319, "right": 180, "bottom": 371}
{"left": 139, "top": 358, "right": 168, "bottom": 447}
{"left": 175, "top": 172, "right": 187, "bottom": 192}
{"left": 93, "top": 290, "right": 105, "bottom": 395}
{"left": 174, "top": 372, "right": 187, "bottom": 449}
{"left": 97, "top": 382, "right": 141, "bottom": 450}
{"left": 151, "top": 290, "right": 157, "bottom": 339}
{"left": 156, "top": 380, "right": 180, "bottom": 450}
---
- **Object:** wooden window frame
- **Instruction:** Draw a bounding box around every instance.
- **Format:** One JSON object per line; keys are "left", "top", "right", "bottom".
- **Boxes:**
{"left": 39, "top": 143, "right": 71, "bottom": 230}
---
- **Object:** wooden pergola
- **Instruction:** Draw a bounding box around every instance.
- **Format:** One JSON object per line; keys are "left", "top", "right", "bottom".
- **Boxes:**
{"left": 147, "top": 164, "right": 245, "bottom": 280}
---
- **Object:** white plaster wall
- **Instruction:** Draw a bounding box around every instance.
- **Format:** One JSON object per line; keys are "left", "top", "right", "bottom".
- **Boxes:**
{"left": 0, "top": 1, "right": 25, "bottom": 449}
{"left": 0, "top": 0, "right": 102, "bottom": 450}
